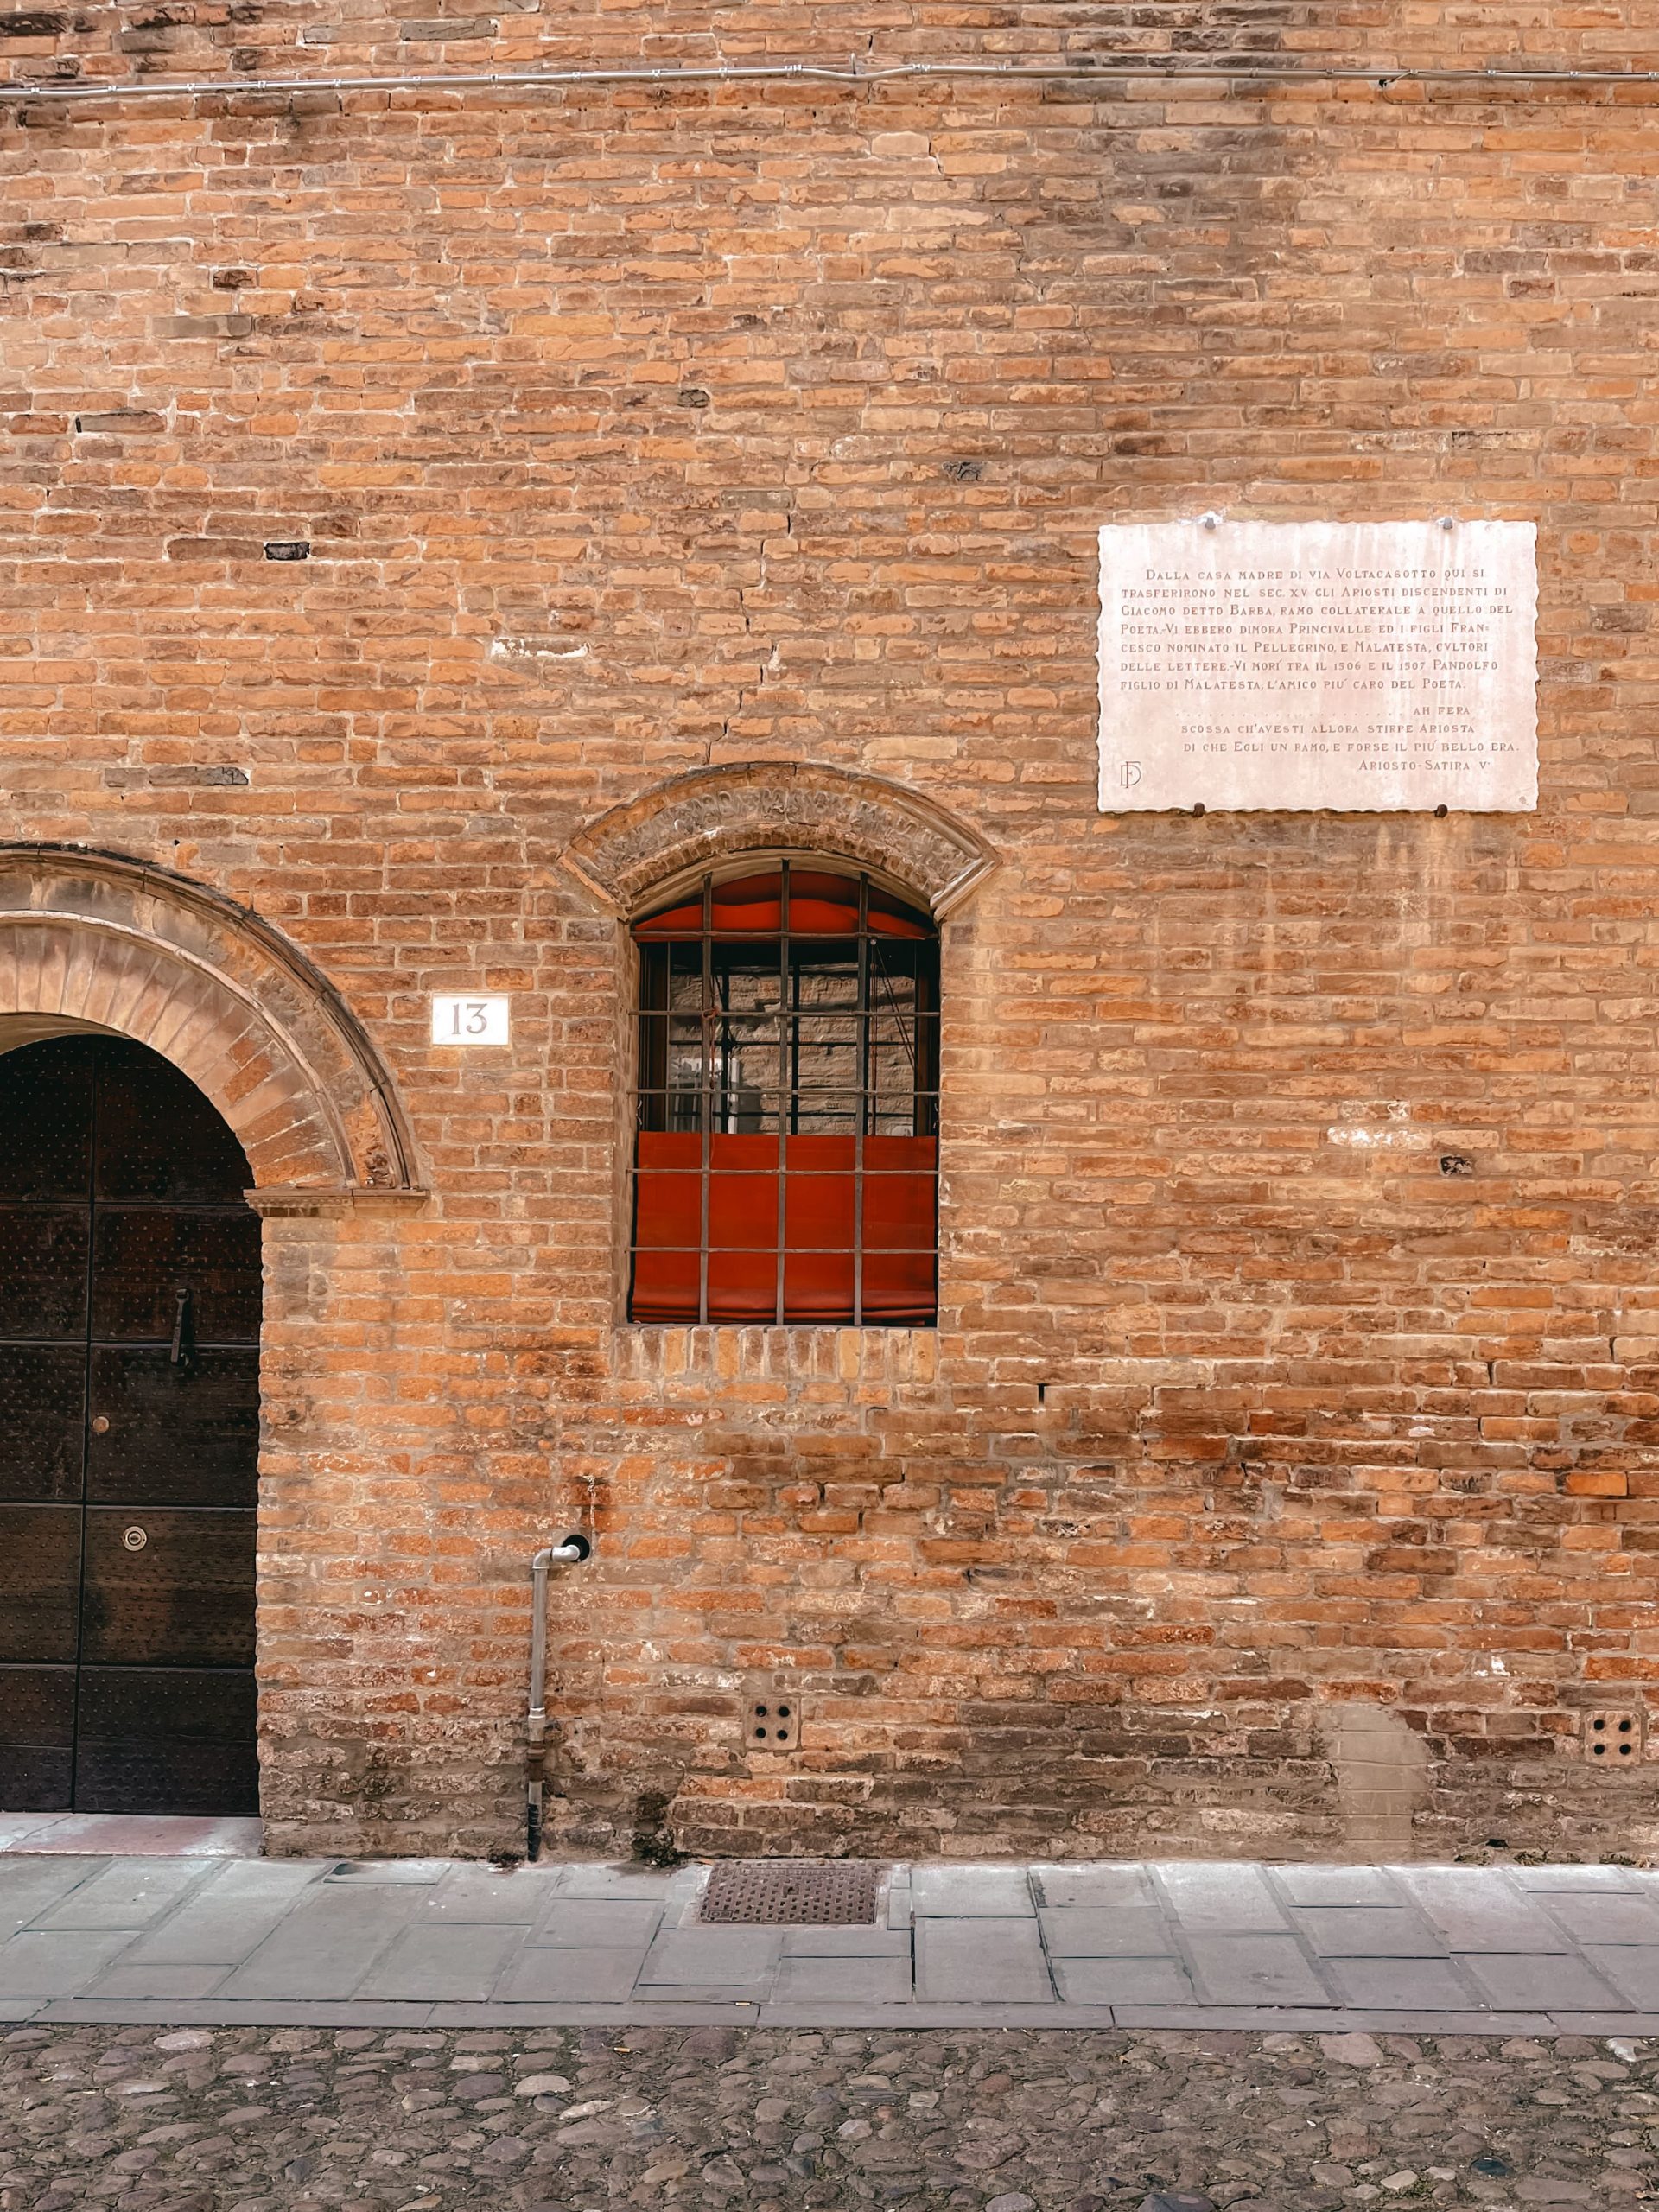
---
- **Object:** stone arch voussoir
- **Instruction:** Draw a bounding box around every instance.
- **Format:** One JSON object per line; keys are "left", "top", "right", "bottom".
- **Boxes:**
{"left": 560, "top": 763, "right": 998, "bottom": 920}
{"left": 0, "top": 846, "right": 422, "bottom": 1196}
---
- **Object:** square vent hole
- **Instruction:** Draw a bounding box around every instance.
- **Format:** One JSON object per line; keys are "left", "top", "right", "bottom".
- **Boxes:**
{"left": 1586, "top": 1710, "right": 1646, "bottom": 1769}
{"left": 747, "top": 1688, "right": 800, "bottom": 1751}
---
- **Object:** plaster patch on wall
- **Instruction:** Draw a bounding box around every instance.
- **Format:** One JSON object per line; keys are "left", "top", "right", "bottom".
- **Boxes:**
{"left": 1321, "top": 1700, "right": 1429, "bottom": 1856}
{"left": 488, "top": 633, "right": 589, "bottom": 668}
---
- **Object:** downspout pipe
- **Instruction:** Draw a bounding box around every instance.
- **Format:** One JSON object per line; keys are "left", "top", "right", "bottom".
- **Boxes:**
{"left": 526, "top": 1532, "right": 591, "bottom": 1863}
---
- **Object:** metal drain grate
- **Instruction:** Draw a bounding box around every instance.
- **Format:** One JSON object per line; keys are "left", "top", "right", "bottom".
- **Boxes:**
{"left": 701, "top": 1860, "right": 880, "bottom": 1925}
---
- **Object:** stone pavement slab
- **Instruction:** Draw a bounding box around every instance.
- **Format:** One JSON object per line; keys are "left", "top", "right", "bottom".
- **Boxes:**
{"left": 1460, "top": 1950, "right": 1627, "bottom": 2011}
{"left": 30, "top": 1858, "right": 211, "bottom": 1929}
{"left": 914, "top": 1916, "right": 1052, "bottom": 2002}
{"left": 1185, "top": 1934, "right": 1328, "bottom": 2005}
{"left": 531, "top": 1899, "right": 663, "bottom": 1948}
{"left": 1155, "top": 1863, "right": 1287, "bottom": 1932}
{"left": 1510, "top": 1861, "right": 1642, "bottom": 1890}
{"left": 1541, "top": 1892, "right": 1659, "bottom": 1944}
{"left": 358, "top": 1923, "right": 524, "bottom": 2000}
{"left": 1271, "top": 1866, "right": 1404, "bottom": 1905}
{"left": 557, "top": 1864, "right": 695, "bottom": 1902}
{"left": 118, "top": 1860, "right": 324, "bottom": 1967}
{"left": 0, "top": 1849, "right": 1656, "bottom": 2028}
{"left": 490, "top": 1948, "right": 645, "bottom": 2003}
{"left": 1052, "top": 1956, "right": 1194, "bottom": 2004}
{"left": 418, "top": 1864, "right": 558, "bottom": 1922}
{"left": 638, "top": 1927, "right": 781, "bottom": 1989}
{"left": 1397, "top": 1868, "right": 1576, "bottom": 1950}
{"left": 1288, "top": 1904, "right": 1446, "bottom": 1955}
{"left": 910, "top": 1865, "right": 1033, "bottom": 1916}
{"left": 214, "top": 1885, "right": 423, "bottom": 2000}
{"left": 1032, "top": 1863, "right": 1154, "bottom": 1909}
{"left": 1037, "top": 1904, "right": 1174, "bottom": 1955}
{"left": 0, "top": 1859, "right": 104, "bottom": 1934}
{"left": 0, "top": 1930, "right": 133, "bottom": 1996}
{"left": 1322, "top": 1956, "right": 1477, "bottom": 2008}
{"left": 772, "top": 1954, "right": 912, "bottom": 2004}
{"left": 1586, "top": 1945, "right": 1659, "bottom": 2007}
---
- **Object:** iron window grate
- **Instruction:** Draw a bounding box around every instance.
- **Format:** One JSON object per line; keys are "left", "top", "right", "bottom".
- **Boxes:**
{"left": 629, "top": 861, "right": 941, "bottom": 1326}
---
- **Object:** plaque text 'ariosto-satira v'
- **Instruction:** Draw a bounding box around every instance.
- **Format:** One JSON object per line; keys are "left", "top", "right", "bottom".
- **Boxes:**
{"left": 1097, "top": 518, "right": 1538, "bottom": 813}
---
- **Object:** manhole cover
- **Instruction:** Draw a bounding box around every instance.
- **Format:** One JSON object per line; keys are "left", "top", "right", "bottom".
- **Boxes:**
{"left": 701, "top": 1860, "right": 880, "bottom": 1925}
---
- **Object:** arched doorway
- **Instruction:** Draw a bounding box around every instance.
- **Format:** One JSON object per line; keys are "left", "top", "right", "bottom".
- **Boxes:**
{"left": 0, "top": 1036, "right": 261, "bottom": 1814}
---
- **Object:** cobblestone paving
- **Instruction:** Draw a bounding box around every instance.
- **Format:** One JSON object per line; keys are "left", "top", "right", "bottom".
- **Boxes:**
{"left": 0, "top": 2021, "right": 1650, "bottom": 2212}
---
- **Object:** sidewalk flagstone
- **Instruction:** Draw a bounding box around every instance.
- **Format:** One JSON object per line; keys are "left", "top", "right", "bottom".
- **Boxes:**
{"left": 531, "top": 1899, "right": 663, "bottom": 1948}
{"left": 1396, "top": 1869, "right": 1576, "bottom": 1950}
{"left": 1051, "top": 1957, "right": 1194, "bottom": 2004}
{"left": 1155, "top": 1863, "right": 1288, "bottom": 1931}
{"left": 214, "top": 1886, "right": 424, "bottom": 2000}
{"left": 0, "top": 1859, "right": 104, "bottom": 1935}
{"left": 1271, "top": 1866, "right": 1403, "bottom": 1905}
{"left": 0, "top": 1930, "right": 133, "bottom": 1997}
{"left": 29, "top": 1858, "right": 210, "bottom": 1929}
{"left": 1287, "top": 1905, "right": 1447, "bottom": 1955}
{"left": 1185, "top": 1934, "right": 1328, "bottom": 2005}
{"left": 910, "top": 1865, "right": 1033, "bottom": 1916}
{"left": 1460, "top": 1951, "right": 1627, "bottom": 2011}
{"left": 1537, "top": 1892, "right": 1659, "bottom": 1944}
{"left": 491, "top": 1947, "right": 645, "bottom": 2002}
{"left": 772, "top": 1954, "right": 911, "bottom": 2003}
{"left": 1322, "top": 1956, "right": 1477, "bottom": 2008}
{"left": 416, "top": 1864, "right": 555, "bottom": 1922}
{"left": 1036, "top": 1905, "right": 1175, "bottom": 1956}
{"left": 914, "top": 1916, "right": 1052, "bottom": 2002}
{"left": 1032, "top": 1864, "right": 1154, "bottom": 1909}
{"left": 1585, "top": 1946, "right": 1659, "bottom": 2007}
{"left": 638, "top": 1927, "right": 781, "bottom": 1987}
{"left": 357, "top": 1923, "right": 524, "bottom": 2000}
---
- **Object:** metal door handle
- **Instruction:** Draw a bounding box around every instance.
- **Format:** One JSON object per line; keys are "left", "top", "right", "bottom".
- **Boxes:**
{"left": 170, "top": 1285, "right": 193, "bottom": 1365}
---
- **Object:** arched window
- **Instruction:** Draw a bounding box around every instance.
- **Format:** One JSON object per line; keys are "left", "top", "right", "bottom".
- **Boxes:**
{"left": 629, "top": 861, "right": 939, "bottom": 1325}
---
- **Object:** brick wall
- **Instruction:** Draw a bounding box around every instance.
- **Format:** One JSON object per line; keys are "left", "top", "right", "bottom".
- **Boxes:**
{"left": 5, "top": 2, "right": 1659, "bottom": 1859}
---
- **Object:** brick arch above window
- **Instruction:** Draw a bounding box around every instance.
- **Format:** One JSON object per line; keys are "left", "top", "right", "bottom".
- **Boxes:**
{"left": 560, "top": 763, "right": 998, "bottom": 923}
{"left": 0, "top": 844, "right": 423, "bottom": 1204}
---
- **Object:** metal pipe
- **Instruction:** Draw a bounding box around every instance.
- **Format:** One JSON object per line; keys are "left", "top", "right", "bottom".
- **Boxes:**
{"left": 7, "top": 58, "right": 1659, "bottom": 106}
{"left": 525, "top": 1530, "right": 590, "bottom": 1864}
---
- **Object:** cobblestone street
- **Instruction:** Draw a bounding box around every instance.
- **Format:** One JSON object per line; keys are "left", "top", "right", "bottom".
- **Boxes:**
{"left": 1, "top": 2021, "right": 1649, "bottom": 2212}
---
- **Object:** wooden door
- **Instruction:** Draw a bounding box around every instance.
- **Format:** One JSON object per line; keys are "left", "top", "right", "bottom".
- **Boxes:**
{"left": 0, "top": 1037, "right": 260, "bottom": 1814}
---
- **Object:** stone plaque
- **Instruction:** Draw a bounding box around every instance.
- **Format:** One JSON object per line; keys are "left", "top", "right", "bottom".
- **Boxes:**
{"left": 1097, "top": 518, "right": 1537, "bottom": 812}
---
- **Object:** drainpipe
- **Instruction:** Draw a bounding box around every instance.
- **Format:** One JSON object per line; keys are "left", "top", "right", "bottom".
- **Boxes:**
{"left": 526, "top": 1532, "right": 591, "bottom": 1863}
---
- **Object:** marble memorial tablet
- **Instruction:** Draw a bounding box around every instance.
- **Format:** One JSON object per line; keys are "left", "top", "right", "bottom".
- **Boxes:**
{"left": 1097, "top": 518, "right": 1537, "bottom": 812}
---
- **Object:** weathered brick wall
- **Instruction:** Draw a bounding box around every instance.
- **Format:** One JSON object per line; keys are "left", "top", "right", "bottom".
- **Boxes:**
{"left": 5, "top": 2, "right": 1659, "bottom": 1859}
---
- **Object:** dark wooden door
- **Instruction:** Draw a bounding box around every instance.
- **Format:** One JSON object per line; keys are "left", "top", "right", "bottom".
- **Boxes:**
{"left": 0, "top": 1037, "right": 260, "bottom": 1814}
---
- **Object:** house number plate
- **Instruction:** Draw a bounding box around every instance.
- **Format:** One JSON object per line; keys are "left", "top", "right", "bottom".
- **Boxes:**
{"left": 429, "top": 995, "right": 511, "bottom": 1046}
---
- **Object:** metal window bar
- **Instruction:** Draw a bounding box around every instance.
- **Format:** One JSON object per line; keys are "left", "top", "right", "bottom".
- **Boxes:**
{"left": 854, "top": 872, "right": 868, "bottom": 1329}
{"left": 698, "top": 872, "right": 713, "bottom": 1328}
{"left": 775, "top": 857, "right": 790, "bottom": 1327}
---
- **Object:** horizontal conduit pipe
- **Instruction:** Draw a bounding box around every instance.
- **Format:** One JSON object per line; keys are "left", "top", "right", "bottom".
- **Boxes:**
{"left": 7, "top": 59, "right": 1659, "bottom": 105}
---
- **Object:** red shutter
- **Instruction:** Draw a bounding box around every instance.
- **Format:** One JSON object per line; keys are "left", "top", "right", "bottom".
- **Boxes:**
{"left": 632, "top": 1133, "right": 937, "bottom": 1324}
